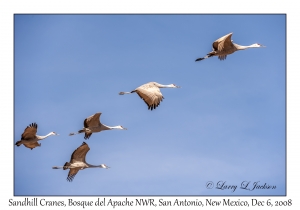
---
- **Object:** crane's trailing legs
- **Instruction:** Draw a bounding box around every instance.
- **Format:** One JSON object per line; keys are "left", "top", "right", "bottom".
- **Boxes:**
{"left": 195, "top": 53, "right": 214, "bottom": 61}
{"left": 69, "top": 129, "right": 86, "bottom": 136}
{"left": 119, "top": 90, "right": 136, "bottom": 95}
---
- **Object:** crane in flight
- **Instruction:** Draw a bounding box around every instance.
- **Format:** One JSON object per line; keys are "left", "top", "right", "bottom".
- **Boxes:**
{"left": 195, "top": 32, "right": 265, "bottom": 61}
{"left": 15, "top": 123, "right": 59, "bottom": 150}
{"left": 69, "top": 112, "right": 127, "bottom": 140}
{"left": 52, "top": 142, "right": 110, "bottom": 182}
{"left": 119, "top": 82, "right": 180, "bottom": 110}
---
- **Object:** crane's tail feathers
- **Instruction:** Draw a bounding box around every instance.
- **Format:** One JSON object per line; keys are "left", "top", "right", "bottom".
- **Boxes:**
{"left": 15, "top": 141, "right": 22, "bottom": 146}
{"left": 119, "top": 91, "right": 132, "bottom": 95}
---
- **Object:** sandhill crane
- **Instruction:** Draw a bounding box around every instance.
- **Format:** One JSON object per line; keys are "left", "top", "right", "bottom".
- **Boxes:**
{"left": 69, "top": 112, "right": 127, "bottom": 140}
{"left": 195, "top": 32, "right": 265, "bottom": 61}
{"left": 15, "top": 123, "right": 59, "bottom": 150}
{"left": 52, "top": 142, "right": 109, "bottom": 182}
{"left": 119, "top": 82, "right": 180, "bottom": 110}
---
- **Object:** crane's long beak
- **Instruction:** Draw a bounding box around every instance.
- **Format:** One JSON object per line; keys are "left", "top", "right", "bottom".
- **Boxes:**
{"left": 176, "top": 85, "right": 181, "bottom": 88}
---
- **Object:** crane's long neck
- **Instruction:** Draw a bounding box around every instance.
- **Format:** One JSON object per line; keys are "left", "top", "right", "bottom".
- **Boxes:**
{"left": 156, "top": 83, "right": 174, "bottom": 88}
{"left": 234, "top": 43, "right": 257, "bottom": 50}
{"left": 36, "top": 133, "right": 53, "bottom": 140}
{"left": 102, "top": 124, "right": 122, "bottom": 130}
{"left": 86, "top": 163, "right": 105, "bottom": 168}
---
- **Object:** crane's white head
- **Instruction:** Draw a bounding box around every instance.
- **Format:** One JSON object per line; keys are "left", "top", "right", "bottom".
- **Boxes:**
{"left": 120, "top": 125, "right": 127, "bottom": 130}
{"left": 252, "top": 43, "right": 266, "bottom": 48}
{"left": 100, "top": 164, "right": 110, "bottom": 169}
{"left": 50, "top": 132, "right": 59, "bottom": 136}
{"left": 171, "top": 84, "right": 181, "bottom": 88}
{"left": 115, "top": 125, "right": 127, "bottom": 130}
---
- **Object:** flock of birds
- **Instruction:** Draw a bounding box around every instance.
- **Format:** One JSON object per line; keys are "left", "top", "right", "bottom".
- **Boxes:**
{"left": 15, "top": 32, "right": 265, "bottom": 182}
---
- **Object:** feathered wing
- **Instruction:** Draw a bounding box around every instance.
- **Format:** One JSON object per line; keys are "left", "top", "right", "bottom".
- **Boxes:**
{"left": 84, "top": 113, "right": 101, "bottom": 128}
{"left": 21, "top": 123, "right": 38, "bottom": 140}
{"left": 67, "top": 168, "right": 80, "bottom": 182}
{"left": 64, "top": 142, "right": 90, "bottom": 182}
{"left": 135, "top": 85, "right": 164, "bottom": 110}
{"left": 218, "top": 55, "right": 227, "bottom": 60}
{"left": 152, "top": 88, "right": 164, "bottom": 108}
{"left": 212, "top": 33, "right": 233, "bottom": 52}
{"left": 70, "top": 142, "right": 90, "bottom": 163}
{"left": 23, "top": 142, "right": 41, "bottom": 150}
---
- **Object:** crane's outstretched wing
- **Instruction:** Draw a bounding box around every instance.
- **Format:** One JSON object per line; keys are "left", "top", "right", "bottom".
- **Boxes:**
{"left": 70, "top": 142, "right": 90, "bottom": 163}
{"left": 213, "top": 32, "right": 233, "bottom": 52}
{"left": 21, "top": 123, "right": 38, "bottom": 140}
{"left": 23, "top": 142, "right": 41, "bottom": 150}
{"left": 67, "top": 168, "right": 80, "bottom": 182}
{"left": 135, "top": 85, "right": 164, "bottom": 110}
{"left": 84, "top": 113, "right": 101, "bottom": 128}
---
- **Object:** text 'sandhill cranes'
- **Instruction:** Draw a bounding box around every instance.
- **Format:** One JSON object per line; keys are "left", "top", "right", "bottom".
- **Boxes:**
{"left": 119, "top": 82, "right": 180, "bottom": 110}
{"left": 52, "top": 142, "right": 109, "bottom": 182}
{"left": 15, "top": 123, "right": 59, "bottom": 150}
{"left": 195, "top": 32, "right": 265, "bottom": 61}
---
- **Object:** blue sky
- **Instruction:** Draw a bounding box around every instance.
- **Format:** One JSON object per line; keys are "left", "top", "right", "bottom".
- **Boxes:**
{"left": 14, "top": 14, "right": 285, "bottom": 196}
